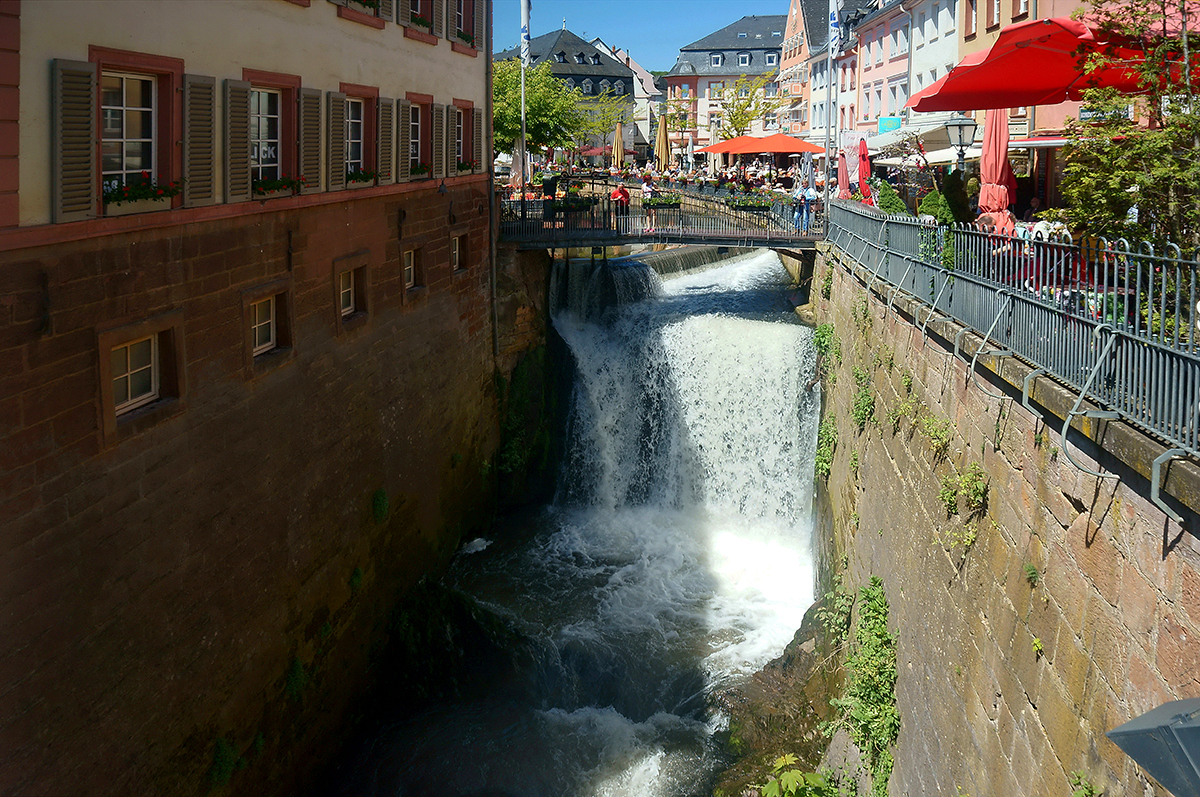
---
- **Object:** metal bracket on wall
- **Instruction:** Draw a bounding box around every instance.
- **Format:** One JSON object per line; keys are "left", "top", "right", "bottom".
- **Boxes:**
{"left": 920, "top": 269, "right": 953, "bottom": 343}
{"left": 1151, "top": 448, "right": 1189, "bottom": 525}
{"left": 864, "top": 221, "right": 889, "bottom": 291}
{"left": 885, "top": 259, "right": 914, "bottom": 314}
{"left": 1022, "top": 368, "right": 1047, "bottom": 422}
{"left": 1060, "top": 325, "right": 1121, "bottom": 480}
{"left": 966, "top": 290, "right": 1013, "bottom": 400}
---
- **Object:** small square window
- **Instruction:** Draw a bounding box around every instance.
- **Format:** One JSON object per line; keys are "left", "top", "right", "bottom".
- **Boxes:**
{"left": 333, "top": 252, "right": 370, "bottom": 331}
{"left": 251, "top": 296, "right": 276, "bottom": 354}
{"left": 97, "top": 310, "right": 186, "bottom": 443}
{"left": 339, "top": 269, "right": 356, "bottom": 317}
{"left": 112, "top": 335, "right": 159, "bottom": 414}
{"left": 451, "top": 235, "right": 468, "bottom": 271}
{"left": 404, "top": 250, "right": 417, "bottom": 288}
{"left": 738, "top": 53, "right": 751, "bottom": 67}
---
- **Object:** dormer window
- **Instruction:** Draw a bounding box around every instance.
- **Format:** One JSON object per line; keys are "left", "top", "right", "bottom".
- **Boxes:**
{"left": 766, "top": 53, "right": 778, "bottom": 66}
{"left": 582, "top": 78, "right": 592, "bottom": 94}
{"left": 575, "top": 52, "right": 585, "bottom": 63}
{"left": 772, "top": 30, "right": 782, "bottom": 36}
{"left": 615, "top": 80, "right": 625, "bottom": 94}
{"left": 738, "top": 52, "right": 751, "bottom": 66}
{"left": 566, "top": 78, "right": 575, "bottom": 90}
{"left": 737, "top": 32, "right": 747, "bottom": 37}
{"left": 555, "top": 51, "right": 566, "bottom": 63}
{"left": 600, "top": 79, "right": 611, "bottom": 93}
{"left": 711, "top": 52, "right": 723, "bottom": 66}
{"left": 590, "top": 54, "right": 601, "bottom": 65}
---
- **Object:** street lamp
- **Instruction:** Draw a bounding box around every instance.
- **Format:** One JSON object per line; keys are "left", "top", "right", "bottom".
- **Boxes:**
{"left": 944, "top": 115, "right": 978, "bottom": 174}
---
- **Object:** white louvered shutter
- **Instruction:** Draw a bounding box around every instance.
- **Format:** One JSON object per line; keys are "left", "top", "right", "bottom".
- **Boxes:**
{"left": 183, "top": 74, "right": 216, "bottom": 206}
{"left": 378, "top": 97, "right": 395, "bottom": 184}
{"left": 224, "top": 79, "right": 252, "bottom": 203}
{"left": 298, "top": 88, "right": 322, "bottom": 194}
{"left": 432, "top": 103, "right": 445, "bottom": 179}
{"left": 473, "top": 108, "right": 484, "bottom": 172}
{"left": 473, "top": 0, "right": 486, "bottom": 51}
{"left": 51, "top": 59, "right": 98, "bottom": 223}
{"left": 380, "top": 0, "right": 395, "bottom": 22}
{"left": 432, "top": 0, "right": 444, "bottom": 38}
{"left": 327, "top": 91, "right": 347, "bottom": 192}
{"left": 397, "top": 100, "right": 411, "bottom": 182}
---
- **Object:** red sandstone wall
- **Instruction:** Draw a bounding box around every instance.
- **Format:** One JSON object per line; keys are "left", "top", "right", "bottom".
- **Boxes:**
{"left": 815, "top": 246, "right": 1200, "bottom": 797}
{"left": 0, "top": 180, "right": 540, "bottom": 795}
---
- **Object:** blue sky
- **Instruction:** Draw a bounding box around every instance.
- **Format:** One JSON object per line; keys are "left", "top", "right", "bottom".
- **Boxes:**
{"left": 492, "top": 0, "right": 792, "bottom": 73}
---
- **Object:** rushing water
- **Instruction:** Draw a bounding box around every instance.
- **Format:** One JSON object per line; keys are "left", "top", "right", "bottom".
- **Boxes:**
{"left": 338, "top": 249, "right": 820, "bottom": 796}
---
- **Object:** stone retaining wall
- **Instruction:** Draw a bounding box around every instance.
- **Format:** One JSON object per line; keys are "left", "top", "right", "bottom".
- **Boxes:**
{"left": 812, "top": 244, "right": 1200, "bottom": 796}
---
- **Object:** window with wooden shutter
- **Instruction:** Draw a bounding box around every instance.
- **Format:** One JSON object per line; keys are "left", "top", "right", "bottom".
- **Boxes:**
{"left": 397, "top": 100, "right": 412, "bottom": 182}
{"left": 380, "top": 0, "right": 395, "bottom": 21}
{"left": 183, "top": 74, "right": 216, "bottom": 207}
{"left": 52, "top": 59, "right": 99, "bottom": 223}
{"left": 473, "top": 108, "right": 483, "bottom": 172}
{"left": 473, "top": 0, "right": 486, "bottom": 51}
{"left": 432, "top": 103, "right": 445, "bottom": 179}
{"left": 298, "top": 87, "right": 322, "bottom": 194}
{"left": 327, "top": 91, "right": 347, "bottom": 191}
{"left": 378, "top": 98, "right": 395, "bottom": 184}
{"left": 399, "top": 0, "right": 412, "bottom": 24}
{"left": 432, "top": 0, "right": 445, "bottom": 37}
{"left": 225, "top": 79, "right": 252, "bottom": 203}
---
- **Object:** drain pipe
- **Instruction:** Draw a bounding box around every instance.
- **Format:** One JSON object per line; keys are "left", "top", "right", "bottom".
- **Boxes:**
{"left": 487, "top": 0, "right": 499, "bottom": 361}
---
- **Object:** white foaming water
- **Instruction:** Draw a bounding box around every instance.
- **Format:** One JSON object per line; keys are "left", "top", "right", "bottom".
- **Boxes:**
{"left": 341, "top": 249, "right": 820, "bottom": 797}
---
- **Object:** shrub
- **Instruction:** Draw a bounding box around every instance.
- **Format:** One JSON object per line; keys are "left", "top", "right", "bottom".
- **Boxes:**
{"left": 875, "top": 180, "right": 909, "bottom": 216}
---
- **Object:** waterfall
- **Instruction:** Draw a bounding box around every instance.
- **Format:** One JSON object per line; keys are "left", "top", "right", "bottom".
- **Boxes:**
{"left": 337, "top": 248, "right": 820, "bottom": 797}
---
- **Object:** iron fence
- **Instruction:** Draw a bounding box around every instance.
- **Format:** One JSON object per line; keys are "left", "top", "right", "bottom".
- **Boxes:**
{"left": 827, "top": 201, "right": 1199, "bottom": 514}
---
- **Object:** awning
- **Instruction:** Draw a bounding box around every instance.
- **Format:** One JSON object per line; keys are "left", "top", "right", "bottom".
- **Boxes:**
{"left": 864, "top": 122, "right": 952, "bottom": 153}
{"left": 1008, "top": 136, "right": 1067, "bottom": 148}
{"left": 906, "top": 17, "right": 1159, "bottom": 112}
{"left": 876, "top": 146, "right": 983, "bottom": 167}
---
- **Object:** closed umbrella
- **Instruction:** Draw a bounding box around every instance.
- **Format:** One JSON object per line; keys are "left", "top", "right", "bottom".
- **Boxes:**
{"left": 804, "top": 152, "right": 815, "bottom": 191}
{"left": 611, "top": 123, "right": 625, "bottom": 168}
{"left": 654, "top": 118, "right": 670, "bottom": 171}
{"left": 977, "top": 109, "right": 1018, "bottom": 215}
{"left": 687, "top": 135, "right": 695, "bottom": 167}
{"left": 857, "top": 139, "right": 874, "bottom": 206}
{"left": 837, "top": 151, "right": 851, "bottom": 199}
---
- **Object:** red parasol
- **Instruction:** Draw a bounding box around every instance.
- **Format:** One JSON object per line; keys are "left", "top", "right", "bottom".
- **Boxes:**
{"left": 696, "top": 136, "right": 751, "bottom": 154}
{"left": 837, "top": 151, "right": 851, "bottom": 199}
{"left": 977, "top": 109, "right": 1018, "bottom": 214}
{"left": 857, "top": 139, "right": 874, "bottom": 206}
{"left": 906, "top": 17, "right": 1163, "bottom": 112}
{"left": 723, "top": 133, "right": 826, "bottom": 154}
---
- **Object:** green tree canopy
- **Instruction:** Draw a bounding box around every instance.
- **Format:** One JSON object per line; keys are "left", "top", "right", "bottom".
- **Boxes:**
{"left": 574, "top": 90, "right": 632, "bottom": 152}
{"left": 716, "top": 72, "right": 786, "bottom": 139}
{"left": 492, "top": 61, "right": 585, "bottom": 154}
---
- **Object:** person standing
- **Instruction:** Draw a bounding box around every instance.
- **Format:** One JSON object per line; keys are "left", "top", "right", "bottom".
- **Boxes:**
{"left": 1023, "top": 196, "right": 1042, "bottom": 222}
{"left": 641, "top": 175, "right": 657, "bottom": 233}
{"left": 792, "top": 182, "right": 808, "bottom": 234}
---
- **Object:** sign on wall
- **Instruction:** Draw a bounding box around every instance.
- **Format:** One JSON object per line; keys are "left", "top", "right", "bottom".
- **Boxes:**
{"left": 877, "top": 116, "right": 902, "bottom": 134}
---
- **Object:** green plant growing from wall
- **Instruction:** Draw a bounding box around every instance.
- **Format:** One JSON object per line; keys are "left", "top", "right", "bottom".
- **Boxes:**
{"left": 939, "top": 474, "right": 960, "bottom": 516}
{"left": 885, "top": 395, "right": 919, "bottom": 434}
{"left": 815, "top": 418, "right": 838, "bottom": 479}
{"left": 919, "top": 416, "right": 953, "bottom": 460}
{"left": 813, "top": 323, "right": 842, "bottom": 364}
{"left": 1068, "top": 771, "right": 1099, "bottom": 797}
{"left": 821, "top": 268, "right": 834, "bottom": 300}
{"left": 757, "top": 755, "right": 839, "bottom": 797}
{"left": 853, "top": 295, "right": 872, "bottom": 331}
{"left": 816, "top": 569, "right": 855, "bottom": 648}
{"left": 1023, "top": 563, "right": 1040, "bottom": 587}
{"left": 851, "top": 367, "right": 875, "bottom": 431}
{"left": 1032, "top": 636, "right": 1044, "bottom": 658}
{"left": 207, "top": 736, "right": 242, "bottom": 790}
{"left": 850, "top": 450, "right": 860, "bottom": 478}
{"left": 850, "top": 511, "right": 861, "bottom": 531}
{"left": 829, "top": 577, "right": 899, "bottom": 797}
{"left": 958, "top": 463, "right": 988, "bottom": 515}
{"left": 348, "top": 566, "right": 363, "bottom": 594}
{"left": 940, "top": 522, "right": 977, "bottom": 552}
{"left": 900, "top": 370, "right": 913, "bottom": 393}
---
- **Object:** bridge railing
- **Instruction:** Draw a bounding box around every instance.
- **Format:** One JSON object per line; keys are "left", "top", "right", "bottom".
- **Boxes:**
{"left": 498, "top": 184, "right": 825, "bottom": 245}
{"left": 827, "top": 200, "right": 1200, "bottom": 481}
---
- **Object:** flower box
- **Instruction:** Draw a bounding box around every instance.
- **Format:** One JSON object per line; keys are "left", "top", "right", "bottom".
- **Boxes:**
{"left": 104, "top": 196, "right": 171, "bottom": 217}
{"left": 254, "top": 188, "right": 293, "bottom": 201}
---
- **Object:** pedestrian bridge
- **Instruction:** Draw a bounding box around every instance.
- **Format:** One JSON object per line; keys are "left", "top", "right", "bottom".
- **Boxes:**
{"left": 498, "top": 190, "right": 825, "bottom": 250}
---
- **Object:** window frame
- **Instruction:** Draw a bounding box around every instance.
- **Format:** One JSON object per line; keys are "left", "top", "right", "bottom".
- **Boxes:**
{"left": 346, "top": 96, "right": 366, "bottom": 173}
{"left": 241, "top": 278, "right": 294, "bottom": 372}
{"left": 111, "top": 333, "right": 160, "bottom": 415}
{"left": 243, "top": 69, "right": 301, "bottom": 187}
{"left": 97, "top": 309, "right": 186, "bottom": 445}
{"left": 766, "top": 52, "right": 778, "bottom": 66}
{"left": 738, "top": 52, "right": 751, "bottom": 67}
{"left": 249, "top": 87, "right": 283, "bottom": 182}
{"left": 340, "top": 83, "right": 378, "bottom": 179}
{"left": 100, "top": 71, "right": 158, "bottom": 196}
{"left": 711, "top": 52, "right": 722, "bottom": 67}
{"left": 332, "top": 250, "right": 370, "bottom": 333}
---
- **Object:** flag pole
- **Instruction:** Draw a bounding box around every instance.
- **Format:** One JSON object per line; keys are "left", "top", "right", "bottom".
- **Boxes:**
{"left": 822, "top": 0, "right": 838, "bottom": 218}
{"left": 520, "top": 0, "right": 531, "bottom": 212}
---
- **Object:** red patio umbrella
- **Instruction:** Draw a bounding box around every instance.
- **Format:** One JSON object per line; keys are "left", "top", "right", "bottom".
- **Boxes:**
{"left": 857, "top": 139, "right": 874, "bottom": 206}
{"left": 906, "top": 17, "right": 1160, "bottom": 112}
{"left": 696, "top": 136, "right": 750, "bottom": 154}
{"left": 977, "top": 109, "right": 1018, "bottom": 215}
{"left": 723, "top": 133, "right": 825, "bottom": 154}
{"left": 837, "top": 151, "right": 851, "bottom": 199}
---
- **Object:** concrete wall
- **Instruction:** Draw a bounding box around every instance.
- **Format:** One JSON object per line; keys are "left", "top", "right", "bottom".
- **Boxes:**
{"left": 813, "top": 243, "right": 1200, "bottom": 796}
{"left": 0, "top": 186, "right": 551, "bottom": 796}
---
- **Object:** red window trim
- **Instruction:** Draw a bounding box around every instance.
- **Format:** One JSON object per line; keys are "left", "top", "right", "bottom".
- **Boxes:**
{"left": 341, "top": 83, "right": 379, "bottom": 173}
{"left": 89, "top": 46, "right": 184, "bottom": 209}
{"left": 404, "top": 26, "right": 438, "bottom": 45}
{"left": 337, "top": 4, "right": 385, "bottom": 28}
{"left": 451, "top": 42, "right": 478, "bottom": 57}
{"left": 406, "top": 92, "right": 434, "bottom": 105}
{"left": 244, "top": 69, "right": 302, "bottom": 182}
{"left": 451, "top": 98, "right": 474, "bottom": 110}
{"left": 282, "top": 0, "right": 311, "bottom": 5}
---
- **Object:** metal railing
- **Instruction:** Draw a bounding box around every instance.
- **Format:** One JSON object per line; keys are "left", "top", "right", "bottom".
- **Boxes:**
{"left": 498, "top": 183, "right": 825, "bottom": 246}
{"left": 827, "top": 201, "right": 1199, "bottom": 517}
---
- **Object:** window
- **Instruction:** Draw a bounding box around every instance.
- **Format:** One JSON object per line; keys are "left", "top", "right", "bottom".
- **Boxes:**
{"left": 876, "top": 34, "right": 884, "bottom": 64}
{"left": 709, "top": 81, "right": 723, "bottom": 98}
{"left": 1012, "top": 0, "right": 1029, "bottom": 16}
{"left": 451, "top": 235, "right": 465, "bottom": 270}
{"left": 101, "top": 72, "right": 156, "bottom": 195}
{"left": 988, "top": 0, "right": 1000, "bottom": 27}
{"left": 737, "top": 31, "right": 747, "bottom": 38}
{"left": 345, "top": 97, "right": 365, "bottom": 173}
{"left": 930, "top": 4, "right": 940, "bottom": 39}
{"left": 582, "top": 79, "right": 592, "bottom": 94}
{"left": 765, "top": 81, "right": 778, "bottom": 98}
{"left": 766, "top": 111, "right": 778, "bottom": 129}
{"left": 566, "top": 78, "right": 575, "bottom": 91}
{"left": 455, "top": 107, "right": 464, "bottom": 163}
{"left": 590, "top": 54, "right": 601, "bottom": 65}
{"left": 112, "top": 335, "right": 158, "bottom": 414}
{"left": 711, "top": 52, "right": 722, "bottom": 67}
{"left": 738, "top": 52, "right": 751, "bottom": 67}
{"left": 965, "top": 0, "right": 977, "bottom": 35}
{"left": 555, "top": 51, "right": 566, "bottom": 63}
{"left": 404, "top": 249, "right": 417, "bottom": 288}
{"left": 600, "top": 79, "right": 611, "bottom": 94}
{"left": 575, "top": 53, "right": 585, "bottom": 64}
{"left": 766, "top": 53, "right": 778, "bottom": 66}
{"left": 615, "top": 80, "right": 625, "bottom": 94}
{"left": 409, "top": 104, "right": 422, "bottom": 173}
{"left": 247, "top": 89, "right": 281, "bottom": 183}
{"left": 455, "top": 0, "right": 464, "bottom": 32}
{"left": 709, "top": 112, "right": 722, "bottom": 131}
{"left": 339, "top": 269, "right": 356, "bottom": 317}
{"left": 251, "top": 297, "right": 276, "bottom": 355}
{"left": 895, "top": 24, "right": 909, "bottom": 55}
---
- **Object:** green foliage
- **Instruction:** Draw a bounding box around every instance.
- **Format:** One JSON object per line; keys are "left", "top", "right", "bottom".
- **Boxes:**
{"left": 885, "top": 395, "right": 919, "bottom": 433}
{"left": 875, "top": 180, "right": 909, "bottom": 216}
{"left": 853, "top": 295, "right": 872, "bottom": 330}
{"left": 1023, "top": 563, "right": 1040, "bottom": 587}
{"left": 830, "top": 577, "right": 899, "bottom": 797}
{"left": 940, "top": 522, "right": 977, "bottom": 552}
{"left": 371, "top": 489, "right": 389, "bottom": 523}
{"left": 1068, "top": 770, "right": 1100, "bottom": 797}
{"left": 284, "top": 657, "right": 308, "bottom": 702}
{"left": 348, "top": 566, "right": 363, "bottom": 594}
{"left": 900, "top": 371, "right": 913, "bottom": 393}
{"left": 917, "top": 190, "right": 956, "bottom": 226}
{"left": 813, "top": 323, "right": 840, "bottom": 361}
{"left": 919, "top": 416, "right": 953, "bottom": 459}
{"left": 714, "top": 71, "right": 786, "bottom": 139}
{"left": 758, "top": 755, "right": 839, "bottom": 797}
{"left": 851, "top": 367, "right": 875, "bottom": 431}
{"left": 958, "top": 463, "right": 988, "bottom": 515}
{"left": 815, "top": 417, "right": 838, "bottom": 479}
{"left": 849, "top": 450, "right": 860, "bottom": 478}
{"left": 208, "top": 736, "right": 239, "bottom": 790}
{"left": 492, "top": 61, "right": 586, "bottom": 153}
{"left": 1032, "top": 636, "right": 1044, "bottom": 657}
{"left": 816, "top": 570, "right": 855, "bottom": 648}
{"left": 942, "top": 170, "right": 974, "bottom": 224}
{"left": 938, "top": 475, "right": 959, "bottom": 517}
{"left": 821, "top": 268, "right": 833, "bottom": 300}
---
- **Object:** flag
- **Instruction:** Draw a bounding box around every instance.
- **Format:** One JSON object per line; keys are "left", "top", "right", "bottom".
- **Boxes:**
{"left": 828, "top": 0, "right": 839, "bottom": 54}
{"left": 520, "top": 0, "right": 532, "bottom": 66}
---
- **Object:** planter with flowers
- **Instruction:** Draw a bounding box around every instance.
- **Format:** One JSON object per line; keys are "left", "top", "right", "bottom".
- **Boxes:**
{"left": 457, "top": 159, "right": 478, "bottom": 174}
{"left": 726, "top": 193, "right": 774, "bottom": 212}
{"left": 455, "top": 30, "right": 475, "bottom": 48}
{"left": 102, "top": 172, "right": 182, "bottom": 217}
{"left": 346, "top": 168, "right": 378, "bottom": 188}
{"left": 643, "top": 192, "right": 682, "bottom": 209}
{"left": 253, "top": 175, "right": 307, "bottom": 199}
{"left": 410, "top": 162, "right": 432, "bottom": 180}
{"left": 409, "top": 12, "right": 432, "bottom": 28}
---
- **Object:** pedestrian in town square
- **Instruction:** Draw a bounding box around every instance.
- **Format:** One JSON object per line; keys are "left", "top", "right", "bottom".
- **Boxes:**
{"left": 792, "top": 182, "right": 809, "bottom": 234}
{"left": 641, "top": 175, "right": 657, "bottom": 233}
{"left": 610, "top": 183, "right": 630, "bottom": 216}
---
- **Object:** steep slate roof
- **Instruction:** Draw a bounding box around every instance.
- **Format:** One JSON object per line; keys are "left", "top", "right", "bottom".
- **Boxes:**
{"left": 803, "top": 0, "right": 877, "bottom": 61}
{"left": 494, "top": 29, "right": 635, "bottom": 83}
{"left": 667, "top": 14, "right": 787, "bottom": 77}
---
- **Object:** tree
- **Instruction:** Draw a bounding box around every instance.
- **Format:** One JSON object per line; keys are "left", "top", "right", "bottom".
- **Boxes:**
{"left": 715, "top": 71, "right": 787, "bottom": 139}
{"left": 1046, "top": 0, "right": 1200, "bottom": 246}
{"left": 492, "top": 61, "right": 585, "bottom": 155}
{"left": 573, "top": 89, "right": 632, "bottom": 152}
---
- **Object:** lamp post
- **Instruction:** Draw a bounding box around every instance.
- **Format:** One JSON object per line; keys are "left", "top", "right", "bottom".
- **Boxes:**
{"left": 944, "top": 115, "right": 978, "bottom": 174}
